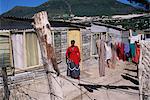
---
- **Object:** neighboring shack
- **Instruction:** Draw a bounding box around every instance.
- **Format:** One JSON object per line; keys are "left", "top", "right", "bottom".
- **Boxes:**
{"left": 139, "top": 30, "right": 150, "bottom": 100}
{"left": 90, "top": 22, "right": 126, "bottom": 57}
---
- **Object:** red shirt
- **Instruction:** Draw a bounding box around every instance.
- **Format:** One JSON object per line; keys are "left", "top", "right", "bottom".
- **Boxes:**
{"left": 66, "top": 46, "right": 80, "bottom": 65}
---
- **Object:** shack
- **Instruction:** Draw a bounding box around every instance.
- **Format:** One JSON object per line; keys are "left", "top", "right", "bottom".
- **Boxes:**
{"left": 90, "top": 22, "right": 126, "bottom": 57}
{"left": 0, "top": 16, "right": 91, "bottom": 99}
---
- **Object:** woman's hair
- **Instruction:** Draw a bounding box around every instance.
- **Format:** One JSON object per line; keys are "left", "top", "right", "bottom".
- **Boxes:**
{"left": 71, "top": 40, "right": 75, "bottom": 43}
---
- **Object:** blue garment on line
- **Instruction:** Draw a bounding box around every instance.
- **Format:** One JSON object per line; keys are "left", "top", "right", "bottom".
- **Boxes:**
{"left": 124, "top": 43, "right": 130, "bottom": 54}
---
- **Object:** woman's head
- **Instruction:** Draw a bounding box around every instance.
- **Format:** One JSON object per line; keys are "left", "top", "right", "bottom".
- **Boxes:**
{"left": 71, "top": 40, "right": 75, "bottom": 46}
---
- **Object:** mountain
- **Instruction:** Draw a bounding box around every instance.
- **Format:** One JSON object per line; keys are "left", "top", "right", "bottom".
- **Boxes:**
{"left": 1, "top": 0, "right": 141, "bottom": 18}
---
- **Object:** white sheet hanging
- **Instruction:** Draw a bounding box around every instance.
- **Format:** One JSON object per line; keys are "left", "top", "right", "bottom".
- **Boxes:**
{"left": 104, "top": 43, "right": 112, "bottom": 61}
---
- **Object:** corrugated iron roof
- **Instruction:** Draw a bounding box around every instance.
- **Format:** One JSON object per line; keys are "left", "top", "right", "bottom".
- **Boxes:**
{"left": 0, "top": 16, "right": 33, "bottom": 30}
{"left": 93, "top": 22, "right": 126, "bottom": 31}
{"left": 144, "top": 28, "right": 150, "bottom": 32}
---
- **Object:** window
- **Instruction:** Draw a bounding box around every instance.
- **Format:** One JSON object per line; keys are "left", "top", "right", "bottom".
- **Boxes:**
{"left": 91, "top": 32, "right": 107, "bottom": 57}
{"left": 145, "top": 34, "right": 150, "bottom": 39}
{"left": 11, "top": 32, "right": 41, "bottom": 69}
{"left": 91, "top": 33, "right": 101, "bottom": 57}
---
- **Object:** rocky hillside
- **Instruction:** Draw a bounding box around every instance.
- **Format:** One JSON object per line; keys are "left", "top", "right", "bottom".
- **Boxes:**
{"left": 1, "top": 0, "right": 141, "bottom": 18}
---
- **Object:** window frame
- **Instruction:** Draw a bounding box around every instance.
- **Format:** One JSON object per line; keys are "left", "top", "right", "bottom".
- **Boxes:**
{"left": 90, "top": 32, "right": 101, "bottom": 57}
{"left": 11, "top": 30, "right": 43, "bottom": 73}
{"left": 90, "top": 32, "right": 108, "bottom": 58}
{"left": 0, "top": 31, "right": 14, "bottom": 75}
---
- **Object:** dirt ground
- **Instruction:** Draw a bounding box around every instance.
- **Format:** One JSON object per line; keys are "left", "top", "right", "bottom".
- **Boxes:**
{"left": 59, "top": 58, "right": 139, "bottom": 100}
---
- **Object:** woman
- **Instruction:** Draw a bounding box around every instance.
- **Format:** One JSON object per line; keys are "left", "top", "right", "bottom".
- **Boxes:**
{"left": 66, "top": 40, "right": 80, "bottom": 79}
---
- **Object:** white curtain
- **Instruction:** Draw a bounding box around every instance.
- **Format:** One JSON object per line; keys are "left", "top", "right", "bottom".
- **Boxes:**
{"left": 11, "top": 34, "right": 24, "bottom": 68}
{"left": 26, "top": 33, "right": 39, "bottom": 67}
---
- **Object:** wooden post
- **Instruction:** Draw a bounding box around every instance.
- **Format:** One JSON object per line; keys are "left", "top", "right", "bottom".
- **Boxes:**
{"left": 139, "top": 41, "right": 143, "bottom": 100}
{"left": 32, "top": 11, "right": 63, "bottom": 100}
{"left": 90, "top": 32, "right": 93, "bottom": 58}
{"left": 2, "top": 67, "right": 10, "bottom": 100}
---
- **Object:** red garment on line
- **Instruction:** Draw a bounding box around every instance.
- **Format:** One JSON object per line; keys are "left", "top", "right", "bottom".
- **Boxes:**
{"left": 66, "top": 46, "right": 80, "bottom": 65}
{"left": 132, "top": 43, "right": 140, "bottom": 64}
{"left": 117, "top": 43, "right": 125, "bottom": 60}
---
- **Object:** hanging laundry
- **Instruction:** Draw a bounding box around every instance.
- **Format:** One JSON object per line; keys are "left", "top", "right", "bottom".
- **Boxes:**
{"left": 129, "top": 34, "right": 140, "bottom": 59}
{"left": 124, "top": 42, "right": 130, "bottom": 61}
{"left": 111, "top": 43, "right": 117, "bottom": 69}
{"left": 130, "top": 43, "right": 136, "bottom": 58}
{"left": 105, "top": 42, "right": 112, "bottom": 61}
{"left": 132, "top": 42, "right": 140, "bottom": 64}
{"left": 117, "top": 43, "right": 125, "bottom": 60}
{"left": 105, "top": 42, "right": 112, "bottom": 68}
{"left": 124, "top": 43, "right": 130, "bottom": 54}
{"left": 117, "top": 43, "right": 121, "bottom": 60}
{"left": 96, "top": 36, "right": 106, "bottom": 77}
{"left": 130, "top": 35, "right": 140, "bottom": 44}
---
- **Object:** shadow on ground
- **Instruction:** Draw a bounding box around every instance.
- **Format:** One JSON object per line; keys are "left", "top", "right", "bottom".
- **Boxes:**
{"left": 78, "top": 83, "right": 139, "bottom": 93}
{"left": 121, "top": 74, "right": 139, "bottom": 85}
{"left": 124, "top": 68, "right": 137, "bottom": 72}
{"left": 123, "top": 73, "right": 138, "bottom": 79}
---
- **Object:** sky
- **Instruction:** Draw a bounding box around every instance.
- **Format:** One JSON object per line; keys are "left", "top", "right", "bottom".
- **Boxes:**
{"left": 0, "top": 0, "right": 48, "bottom": 14}
{"left": 0, "top": 0, "right": 149, "bottom": 14}
{"left": 117, "top": 0, "right": 150, "bottom": 10}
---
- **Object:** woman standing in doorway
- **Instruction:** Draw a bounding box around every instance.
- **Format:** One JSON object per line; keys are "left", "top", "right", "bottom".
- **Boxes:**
{"left": 66, "top": 40, "right": 81, "bottom": 79}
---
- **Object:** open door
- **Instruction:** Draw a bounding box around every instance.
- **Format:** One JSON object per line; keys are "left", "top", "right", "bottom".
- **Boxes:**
{"left": 67, "top": 29, "right": 83, "bottom": 70}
